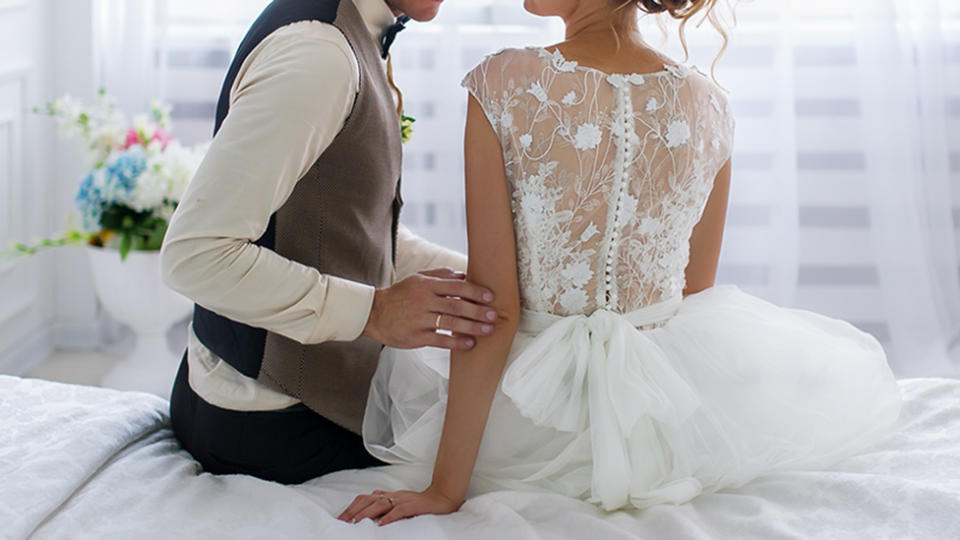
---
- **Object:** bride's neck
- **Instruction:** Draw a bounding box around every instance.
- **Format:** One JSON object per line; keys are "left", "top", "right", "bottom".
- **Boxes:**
{"left": 562, "top": 6, "right": 640, "bottom": 45}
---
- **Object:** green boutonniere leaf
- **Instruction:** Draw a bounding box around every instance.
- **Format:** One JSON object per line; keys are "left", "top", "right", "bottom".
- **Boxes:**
{"left": 401, "top": 113, "right": 416, "bottom": 144}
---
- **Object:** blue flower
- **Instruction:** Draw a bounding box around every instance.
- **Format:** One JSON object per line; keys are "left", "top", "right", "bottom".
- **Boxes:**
{"left": 73, "top": 147, "right": 147, "bottom": 231}
{"left": 104, "top": 147, "right": 146, "bottom": 198}
{"left": 75, "top": 171, "right": 104, "bottom": 230}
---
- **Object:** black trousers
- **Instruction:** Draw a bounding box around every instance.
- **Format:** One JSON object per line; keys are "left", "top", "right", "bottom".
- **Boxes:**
{"left": 170, "top": 352, "right": 384, "bottom": 484}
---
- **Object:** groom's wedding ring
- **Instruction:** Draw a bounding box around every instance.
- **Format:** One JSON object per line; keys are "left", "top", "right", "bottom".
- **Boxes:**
{"left": 388, "top": 497, "right": 396, "bottom": 508}
{"left": 435, "top": 313, "right": 443, "bottom": 330}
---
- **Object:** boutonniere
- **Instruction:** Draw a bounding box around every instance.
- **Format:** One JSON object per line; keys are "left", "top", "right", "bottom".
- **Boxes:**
{"left": 401, "top": 113, "right": 415, "bottom": 144}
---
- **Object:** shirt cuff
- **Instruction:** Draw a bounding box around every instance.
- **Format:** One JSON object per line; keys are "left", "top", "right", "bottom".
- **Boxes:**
{"left": 310, "top": 275, "right": 376, "bottom": 343}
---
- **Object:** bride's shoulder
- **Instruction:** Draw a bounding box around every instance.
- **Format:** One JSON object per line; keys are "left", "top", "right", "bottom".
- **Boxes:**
{"left": 467, "top": 47, "right": 544, "bottom": 75}
{"left": 462, "top": 47, "right": 544, "bottom": 91}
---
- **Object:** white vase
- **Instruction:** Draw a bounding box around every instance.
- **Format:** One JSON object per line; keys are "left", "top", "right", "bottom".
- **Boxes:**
{"left": 86, "top": 245, "right": 193, "bottom": 398}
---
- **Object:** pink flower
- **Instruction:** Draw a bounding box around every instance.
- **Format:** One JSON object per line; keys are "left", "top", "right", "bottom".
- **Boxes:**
{"left": 152, "top": 128, "right": 173, "bottom": 150}
{"left": 122, "top": 128, "right": 141, "bottom": 150}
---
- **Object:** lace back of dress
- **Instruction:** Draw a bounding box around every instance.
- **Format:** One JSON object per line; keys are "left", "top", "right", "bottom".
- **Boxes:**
{"left": 463, "top": 48, "right": 734, "bottom": 316}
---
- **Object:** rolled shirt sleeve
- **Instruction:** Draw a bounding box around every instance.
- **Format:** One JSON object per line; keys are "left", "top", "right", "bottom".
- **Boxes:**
{"left": 161, "top": 21, "right": 374, "bottom": 345}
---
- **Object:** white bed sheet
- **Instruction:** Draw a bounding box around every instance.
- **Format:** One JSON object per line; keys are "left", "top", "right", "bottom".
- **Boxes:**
{"left": 1, "top": 375, "right": 958, "bottom": 540}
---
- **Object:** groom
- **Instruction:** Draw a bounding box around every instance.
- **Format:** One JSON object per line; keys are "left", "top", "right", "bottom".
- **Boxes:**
{"left": 161, "top": 0, "right": 496, "bottom": 484}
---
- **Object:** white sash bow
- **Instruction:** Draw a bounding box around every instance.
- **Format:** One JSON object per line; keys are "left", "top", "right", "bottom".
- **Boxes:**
{"left": 501, "top": 296, "right": 702, "bottom": 509}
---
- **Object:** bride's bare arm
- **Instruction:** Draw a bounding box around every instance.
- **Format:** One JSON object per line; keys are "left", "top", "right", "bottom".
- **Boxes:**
{"left": 428, "top": 94, "right": 522, "bottom": 504}
{"left": 683, "top": 159, "right": 731, "bottom": 296}
{"left": 339, "top": 94, "right": 521, "bottom": 526}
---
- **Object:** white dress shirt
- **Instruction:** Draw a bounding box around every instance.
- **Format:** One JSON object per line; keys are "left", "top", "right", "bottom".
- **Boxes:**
{"left": 161, "top": 0, "right": 466, "bottom": 411}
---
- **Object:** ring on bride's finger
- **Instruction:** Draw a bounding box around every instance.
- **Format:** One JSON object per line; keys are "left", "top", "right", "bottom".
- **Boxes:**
{"left": 435, "top": 313, "right": 443, "bottom": 330}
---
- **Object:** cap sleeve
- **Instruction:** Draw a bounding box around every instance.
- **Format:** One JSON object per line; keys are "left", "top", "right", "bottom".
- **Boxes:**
{"left": 461, "top": 49, "right": 528, "bottom": 136}
{"left": 711, "top": 89, "right": 736, "bottom": 167}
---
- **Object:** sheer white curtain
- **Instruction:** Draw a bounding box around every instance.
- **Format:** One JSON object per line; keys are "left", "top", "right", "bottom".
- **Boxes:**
{"left": 92, "top": 0, "right": 960, "bottom": 377}
{"left": 95, "top": 0, "right": 159, "bottom": 118}
{"left": 640, "top": 0, "right": 960, "bottom": 376}
{"left": 855, "top": 0, "right": 960, "bottom": 376}
{"left": 392, "top": 0, "right": 960, "bottom": 377}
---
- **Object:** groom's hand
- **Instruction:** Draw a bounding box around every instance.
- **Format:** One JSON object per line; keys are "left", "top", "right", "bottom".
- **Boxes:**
{"left": 362, "top": 268, "right": 497, "bottom": 350}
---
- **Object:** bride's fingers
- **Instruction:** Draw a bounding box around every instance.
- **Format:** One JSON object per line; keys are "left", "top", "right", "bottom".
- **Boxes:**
{"left": 337, "top": 494, "right": 377, "bottom": 522}
{"left": 377, "top": 502, "right": 415, "bottom": 526}
{"left": 350, "top": 496, "right": 393, "bottom": 523}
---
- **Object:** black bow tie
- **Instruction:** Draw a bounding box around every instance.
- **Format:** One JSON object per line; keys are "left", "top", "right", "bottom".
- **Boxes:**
{"left": 380, "top": 15, "right": 410, "bottom": 59}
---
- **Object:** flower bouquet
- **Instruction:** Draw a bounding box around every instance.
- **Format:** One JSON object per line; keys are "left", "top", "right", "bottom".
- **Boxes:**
{"left": 2, "top": 90, "right": 204, "bottom": 261}
{"left": 1, "top": 91, "right": 204, "bottom": 396}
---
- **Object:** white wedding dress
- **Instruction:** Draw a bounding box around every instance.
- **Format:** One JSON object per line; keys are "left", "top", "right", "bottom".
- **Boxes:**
{"left": 363, "top": 47, "right": 903, "bottom": 511}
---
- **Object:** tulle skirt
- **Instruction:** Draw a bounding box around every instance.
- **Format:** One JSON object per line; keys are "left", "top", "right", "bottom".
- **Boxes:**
{"left": 362, "top": 285, "right": 903, "bottom": 511}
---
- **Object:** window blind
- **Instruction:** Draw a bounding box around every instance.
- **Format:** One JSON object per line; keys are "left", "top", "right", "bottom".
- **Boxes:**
{"left": 142, "top": 0, "right": 960, "bottom": 373}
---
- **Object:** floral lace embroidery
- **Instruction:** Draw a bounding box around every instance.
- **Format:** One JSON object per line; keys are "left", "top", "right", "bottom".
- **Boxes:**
{"left": 462, "top": 47, "right": 735, "bottom": 316}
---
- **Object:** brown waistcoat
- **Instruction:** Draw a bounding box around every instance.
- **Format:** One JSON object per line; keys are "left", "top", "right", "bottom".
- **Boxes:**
{"left": 195, "top": 0, "right": 402, "bottom": 435}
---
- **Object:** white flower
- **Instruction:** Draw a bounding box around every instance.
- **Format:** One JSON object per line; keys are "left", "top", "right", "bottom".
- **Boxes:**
{"left": 559, "top": 288, "right": 588, "bottom": 313}
{"left": 131, "top": 114, "right": 158, "bottom": 139}
{"left": 519, "top": 133, "right": 532, "bottom": 148}
{"left": 550, "top": 50, "right": 578, "bottom": 72}
{"left": 638, "top": 216, "right": 660, "bottom": 236}
{"left": 664, "top": 120, "right": 690, "bottom": 148}
{"left": 129, "top": 141, "right": 202, "bottom": 212}
{"left": 646, "top": 97, "right": 659, "bottom": 112}
{"left": 93, "top": 125, "right": 124, "bottom": 151}
{"left": 500, "top": 111, "right": 513, "bottom": 129}
{"left": 537, "top": 161, "right": 559, "bottom": 177}
{"left": 579, "top": 222, "right": 599, "bottom": 243}
{"left": 527, "top": 81, "right": 548, "bottom": 102}
{"left": 520, "top": 191, "right": 545, "bottom": 216}
{"left": 562, "top": 261, "right": 592, "bottom": 288}
{"left": 573, "top": 123, "right": 603, "bottom": 150}
{"left": 562, "top": 91, "right": 577, "bottom": 106}
{"left": 627, "top": 74, "right": 645, "bottom": 86}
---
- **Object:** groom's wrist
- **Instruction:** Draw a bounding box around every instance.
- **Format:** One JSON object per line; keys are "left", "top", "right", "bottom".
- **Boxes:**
{"left": 360, "top": 288, "right": 384, "bottom": 343}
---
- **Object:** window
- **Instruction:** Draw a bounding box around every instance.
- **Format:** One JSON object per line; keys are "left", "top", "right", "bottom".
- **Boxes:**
{"left": 105, "top": 0, "right": 959, "bottom": 375}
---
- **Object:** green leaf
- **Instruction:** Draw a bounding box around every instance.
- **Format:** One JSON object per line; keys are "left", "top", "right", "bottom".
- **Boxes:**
{"left": 119, "top": 232, "right": 132, "bottom": 261}
{"left": 0, "top": 229, "right": 92, "bottom": 261}
{"left": 145, "top": 220, "right": 168, "bottom": 250}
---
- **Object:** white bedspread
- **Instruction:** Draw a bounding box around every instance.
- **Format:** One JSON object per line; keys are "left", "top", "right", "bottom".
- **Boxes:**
{"left": 1, "top": 375, "right": 958, "bottom": 540}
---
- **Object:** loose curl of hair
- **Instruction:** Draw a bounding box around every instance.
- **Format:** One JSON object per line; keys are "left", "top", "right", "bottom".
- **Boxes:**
{"left": 617, "top": 0, "right": 731, "bottom": 84}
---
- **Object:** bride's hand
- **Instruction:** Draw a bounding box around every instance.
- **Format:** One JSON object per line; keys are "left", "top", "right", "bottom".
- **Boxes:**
{"left": 336, "top": 486, "right": 463, "bottom": 526}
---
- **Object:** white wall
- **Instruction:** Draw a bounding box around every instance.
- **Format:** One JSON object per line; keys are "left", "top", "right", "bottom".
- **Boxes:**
{"left": 49, "top": 0, "right": 100, "bottom": 352}
{"left": 0, "top": 0, "right": 56, "bottom": 373}
{"left": 0, "top": 0, "right": 101, "bottom": 374}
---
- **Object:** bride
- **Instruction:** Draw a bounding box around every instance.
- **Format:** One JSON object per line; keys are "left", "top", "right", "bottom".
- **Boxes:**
{"left": 339, "top": 0, "right": 902, "bottom": 525}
